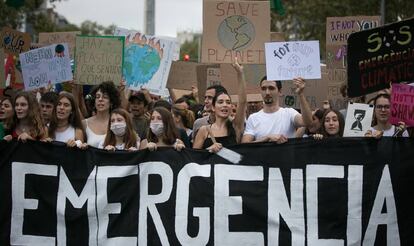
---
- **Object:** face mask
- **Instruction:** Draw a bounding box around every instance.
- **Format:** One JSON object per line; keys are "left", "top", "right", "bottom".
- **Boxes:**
{"left": 110, "top": 122, "right": 126, "bottom": 136}
{"left": 150, "top": 122, "right": 164, "bottom": 136}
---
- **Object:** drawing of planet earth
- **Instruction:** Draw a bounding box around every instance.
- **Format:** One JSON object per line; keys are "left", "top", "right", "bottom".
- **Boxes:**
{"left": 217, "top": 15, "right": 255, "bottom": 51}
{"left": 123, "top": 43, "right": 161, "bottom": 87}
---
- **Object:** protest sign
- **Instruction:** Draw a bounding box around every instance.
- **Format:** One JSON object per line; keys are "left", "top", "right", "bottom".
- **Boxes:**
{"left": 390, "top": 83, "right": 414, "bottom": 126}
{"left": 115, "top": 28, "right": 177, "bottom": 95}
{"left": 74, "top": 35, "right": 124, "bottom": 85}
{"left": 201, "top": 0, "right": 270, "bottom": 64}
{"left": 166, "top": 61, "right": 198, "bottom": 90}
{"left": 280, "top": 66, "right": 329, "bottom": 109}
{"left": 1, "top": 138, "right": 414, "bottom": 245}
{"left": 347, "top": 18, "right": 414, "bottom": 97}
{"left": 0, "top": 27, "right": 31, "bottom": 56}
{"left": 196, "top": 64, "right": 220, "bottom": 102}
{"left": 20, "top": 44, "right": 72, "bottom": 91}
{"left": 343, "top": 102, "right": 374, "bottom": 137}
{"left": 220, "top": 63, "right": 265, "bottom": 95}
{"left": 265, "top": 41, "right": 321, "bottom": 81}
{"left": 39, "top": 31, "right": 80, "bottom": 59}
{"left": 0, "top": 49, "right": 5, "bottom": 89}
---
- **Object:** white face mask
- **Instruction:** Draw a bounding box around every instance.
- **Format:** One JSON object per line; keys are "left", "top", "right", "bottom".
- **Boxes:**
{"left": 110, "top": 122, "right": 126, "bottom": 136}
{"left": 150, "top": 122, "right": 164, "bottom": 136}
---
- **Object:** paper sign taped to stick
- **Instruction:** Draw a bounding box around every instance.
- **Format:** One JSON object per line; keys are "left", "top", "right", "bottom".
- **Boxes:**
{"left": 390, "top": 83, "right": 414, "bottom": 126}
{"left": 265, "top": 41, "right": 321, "bottom": 81}
{"left": 166, "top": 61, "right": 198, "bottom": 90}
{"left": 20, "top": 43, "right": 73, "bottom": 91}
{"left": 201, "top": 0, "right": 270, "bottom": 64}
{"left": 0, "top": 27, "right": 31, "bottom": 56}
{"left": 343, "top": 102, "right": 374, "bottom": 137}
{"left": 115, "top": 28, "right": 178, "bottom": 95}
{"left": 74, "top": 35, "right": 124, "bottom": 85}
{"left": 39, "top": 31, "right": 80, "bottom": 59}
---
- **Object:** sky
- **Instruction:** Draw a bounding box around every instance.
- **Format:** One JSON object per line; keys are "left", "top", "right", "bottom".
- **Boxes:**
{"left": 53, "top": 0, "right": 203, "bottom": 37}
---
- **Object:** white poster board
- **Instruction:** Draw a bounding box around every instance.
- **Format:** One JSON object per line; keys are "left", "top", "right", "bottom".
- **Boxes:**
{"left": 265, "top": 41, "right": 321, "bottom": 81}
{"left": 115, "top": 27, "right": 179, "bottom": 95}
{"left": 20, "top": 43, "right": 72, "bottom": 91}
{"left": 343, "top": 102, "right": 374, "bottom": 137}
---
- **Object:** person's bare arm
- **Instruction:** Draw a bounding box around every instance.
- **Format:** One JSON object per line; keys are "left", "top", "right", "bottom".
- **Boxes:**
{"left": 293, "top": 77, "right": 313, "bottom": 127}
{"left": 232, "top": 58, "right": 247, "bottom": 143}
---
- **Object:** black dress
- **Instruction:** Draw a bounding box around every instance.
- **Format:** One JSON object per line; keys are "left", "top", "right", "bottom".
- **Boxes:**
{"left": 202, "top": 135, "right": 237, "bottom": 149}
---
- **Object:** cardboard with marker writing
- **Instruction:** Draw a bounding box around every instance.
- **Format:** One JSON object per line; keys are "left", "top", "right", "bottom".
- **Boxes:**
{"left": 0, "top": 27, "right": 31, "bottom": 56}
{"left": 166, "top": 61, "right": 198, "bottom": 90}
{"left": 39, "top": 31, "right": 80, "bottom": 59}
{"left": 201, "top": 0, "right": 270, "bottom": 64}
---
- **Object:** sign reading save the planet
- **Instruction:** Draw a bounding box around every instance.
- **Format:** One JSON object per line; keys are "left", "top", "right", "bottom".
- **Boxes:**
{"left": 19, "top": 43, "right": 72, "bottom": 91}
{"left": 265, "top": 41, "right": 321, "bottom": 81}
{"left": 202, "top": 0, "right": 270, "bottom": 64}
{"left": 74, "top": 35, "right": 124, "bottom": 85}
{"left": 115, "top": 28, "right": 178, "bottom": 95}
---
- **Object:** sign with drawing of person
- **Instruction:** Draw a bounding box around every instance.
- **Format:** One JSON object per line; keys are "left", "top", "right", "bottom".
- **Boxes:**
{"left": 20, "top": 43, "right": 72, "bottom": 91}
{"left": 265, "top": 41, "right": 321, "bottom": 81}
{"left": 201, "top": 0, "right": 270, "bottom": 64}
{"left": 114, "top": 27, "right": 178, "bottom": 95}
{"left": 343, "top": 102, "right": 374, "bottom": 137}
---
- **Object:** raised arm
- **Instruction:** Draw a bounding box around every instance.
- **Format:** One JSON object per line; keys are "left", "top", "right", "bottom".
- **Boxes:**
{"left": 293, "top": 77, "right": 313, "bottom": 127}
{"left": 232, "top": 58, "right": 247, "bottom": 142}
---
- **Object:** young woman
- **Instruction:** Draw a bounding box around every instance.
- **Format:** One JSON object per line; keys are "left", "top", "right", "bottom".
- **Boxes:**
{"left": 0, "top": 97, "right": 14, "bottom": 138}
{"left": 48, "top": 92, "right": 85, "bottom": 147}
{"left": 365, "top": 93, "right": 409, "bottom": 137}
{"left": 313, "top": 109, "right": 345, "bottom": 140}
{"left": 4, "top": 91, "right": 47, "bottom": 142}
{"left": 82, "top": 81, "right": 121, "bottom": 148}
{"left": 147, "top": 107, "right": 185, "bottom": 151}
{"left": 295, "top": 109, "right": 324, "bottom": 138}
{"left": 193, "top": 60, "right": 246, "bottom": 153}
{"left": 101, "top": 108, "right": 147, "bottom": 151}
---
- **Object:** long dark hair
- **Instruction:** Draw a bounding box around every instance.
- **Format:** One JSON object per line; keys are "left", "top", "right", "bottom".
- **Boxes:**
{"left": 103, "top": 108, "right": 138, "bottom": 149}
{"left": 212, "top": 91, "right": 236, "bottom": 140}
{"left": 11, "top": 91, "right": 46, "bottom": 139}
{"left": 0, "top": 97, "right": 14, "bottom": 130}
{"left": 48, "top": 92, "right": 84, "bottom": 139}
{"left": 319, "top": 109, "right": 345, "bottom": 137}
{"left": 148, "top": 107, "right": 178, "bottom": 145}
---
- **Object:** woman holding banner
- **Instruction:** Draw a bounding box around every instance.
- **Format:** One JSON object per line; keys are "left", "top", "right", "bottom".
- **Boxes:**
{"left": 313, "top": 109, "right": 345, "bottom": 140}
{"left": 101, "top": 108, "right": 146, "bottom": 151}
{"left": 193, "top": 58, "right": 247, "bottom": 153}
{"left": 3, "top": 91, "right": 47, "bottom": 142}
{"left": 365, "top": 94, "right": 409, "bottom": 137}
{"left": 0, "top": 97, "right": 14, "bottom": 138}
{"left": 47, "top": 92, "right": 85, "bottom": 147}
{"left": 82, "top": 81, "right": 121, "bottom": 148}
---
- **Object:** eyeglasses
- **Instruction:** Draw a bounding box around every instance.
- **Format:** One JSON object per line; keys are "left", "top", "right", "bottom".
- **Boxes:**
{"left": 375, "top": 104, "right": 390, "bottom": 110}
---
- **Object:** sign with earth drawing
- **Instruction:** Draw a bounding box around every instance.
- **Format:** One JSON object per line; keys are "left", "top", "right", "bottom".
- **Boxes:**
{"left": 202, "top": 0, "right": 270, "bottom": 64}
{"left": 115, "top": 28, "right": 178, "bottom": 95}
{"left": 265, "top": 41, "right": 321, "bottom": 81}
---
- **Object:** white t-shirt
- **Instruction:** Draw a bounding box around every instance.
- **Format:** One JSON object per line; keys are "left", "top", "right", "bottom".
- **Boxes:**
{"left": 370, "top": 125, "right": 409, "bottom": 137}
{"left": 244, "top": 107, "right": 299, "bottom": 139}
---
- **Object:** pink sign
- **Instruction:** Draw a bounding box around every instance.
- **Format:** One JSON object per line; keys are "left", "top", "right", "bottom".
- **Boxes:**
{"left": 390, "top": 83, "right": 414, "bottom": 126}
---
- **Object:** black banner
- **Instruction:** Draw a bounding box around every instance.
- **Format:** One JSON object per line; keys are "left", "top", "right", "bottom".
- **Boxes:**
{"left": 1, "top": 138, "right": 414, "bottom": 245}
{"left": 347, "top": 18, "right": 414, "bottom": 97}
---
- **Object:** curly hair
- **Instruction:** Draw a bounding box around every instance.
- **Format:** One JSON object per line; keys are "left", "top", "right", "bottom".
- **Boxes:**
{"left": 11, "top": 91, "right": 46, "bottom": 139}
{"left": 90, "top": 81, "right": 121, "bottom": 111}
{"left": 147, "top": 107, "right": 178, "bottom": 145}
{"left": 103, "top": 108, "right": 138, "bottom": 149}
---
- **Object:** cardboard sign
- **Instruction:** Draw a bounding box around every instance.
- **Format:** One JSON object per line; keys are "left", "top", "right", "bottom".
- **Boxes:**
{"left": 0, "top": 49, "right": 5, "bottom": 89}
{"left": 196, "top": 64, "right": 220, "bottom": 102}
{"left": 343, "top": 102, "right": 374, "bottom": 136}
{"left": 206, "top": 67, "right": 221, "bottom": 87}
{"left": 390, "top": 83, "right": 414, "bottom": 126}
{"left": 0, "top": 27, "right": 31, "bottom": 56}
{"left": 265, "top": 41, "right": 321, "bottom": 81}
{"left": 166, "top": 61, "right": 198, "bottom": 90}
{"left": 20, "top": 44, "right": 73, "bottom": 91}
{"left": 280, "top": 66, "right": 329, "bottom": 109}
{"left": 326, "top": 16, "right": 381, "bottom": 46}
{"left": 74, "top": 35, "right": 124, "bottom": 85}
{"left": 115, "top": 28, "right": 178, "bottom": 95}
{"left": 201, "top": 0, "right": 270, "bottom": 64}
{"left": 220, "top": 63, "right": 265, "bottom": 95}
{"left": 39, "top": 31, "right": 80, "bottom": 59}
{"left": 347, "top": 18, "right": 414, "bottom": 97}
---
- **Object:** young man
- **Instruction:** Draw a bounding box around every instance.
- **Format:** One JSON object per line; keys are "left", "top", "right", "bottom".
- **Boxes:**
{"left": 192, "top": 84, "right": 227, "bottom": 140}
{"left": 40, "top": 92, "right": 58, "bottom": 126}
{"left": 241, "top": 76, "right": 313, "bottom": 144}
{"left": 129, "top": 92, "right": 149, "bottom": 140}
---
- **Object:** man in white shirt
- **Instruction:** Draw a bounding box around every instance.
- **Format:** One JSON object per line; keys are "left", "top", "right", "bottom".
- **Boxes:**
{"left": 241, "top": 76, "right": 313, "bottom": 143}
